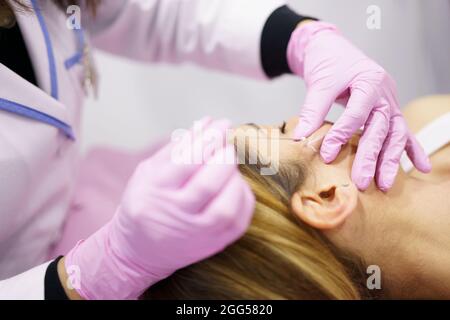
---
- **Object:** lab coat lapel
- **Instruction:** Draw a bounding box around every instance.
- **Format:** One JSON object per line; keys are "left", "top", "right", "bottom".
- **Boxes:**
{"left": 0, "top": 64, "right": 73, "bottom": 138}
{"left": 0, "top": 1, "right": 74, "bottom": 138}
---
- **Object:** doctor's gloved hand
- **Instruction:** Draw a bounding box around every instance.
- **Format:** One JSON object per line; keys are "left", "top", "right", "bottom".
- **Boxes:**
{"left": 287, "top": 21, "right": 431, "bottom": 191}
{"left": 64, "top": 118, "right": 254, "bottom": 300}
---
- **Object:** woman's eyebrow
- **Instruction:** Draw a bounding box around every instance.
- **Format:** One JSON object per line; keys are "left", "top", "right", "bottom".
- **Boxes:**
{"left": 245, "top": 123, "right": 261, "bottom": 130}
{"left": 243, "top": 123, "right": 294, "bottom": 141}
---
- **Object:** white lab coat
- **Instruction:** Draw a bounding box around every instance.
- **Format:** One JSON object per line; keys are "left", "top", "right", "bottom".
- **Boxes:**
{"left": 0, "top": 0, "right": 284, "bottom": 299}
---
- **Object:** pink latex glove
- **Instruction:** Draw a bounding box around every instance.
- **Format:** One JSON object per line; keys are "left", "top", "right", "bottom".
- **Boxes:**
{"left": 287, "top": 21, "right": 431, "bottom": 191}
{"left": 65, "top": 118, "right": 254, "bottom": 299}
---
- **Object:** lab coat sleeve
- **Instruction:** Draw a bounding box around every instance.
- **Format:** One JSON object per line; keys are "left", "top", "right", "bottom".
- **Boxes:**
{"left": 84, "top": 0, "right": 286, "bottom": 79}
{"left": 0, "top": 261, "right": 51, "bottom": 300}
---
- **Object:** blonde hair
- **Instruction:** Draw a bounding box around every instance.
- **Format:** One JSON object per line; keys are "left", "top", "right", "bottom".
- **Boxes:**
{"left": 144, "top": 158, "right": 372, "bottom": 300}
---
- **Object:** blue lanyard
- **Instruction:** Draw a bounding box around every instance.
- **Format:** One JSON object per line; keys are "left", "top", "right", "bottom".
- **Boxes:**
{"left": 30, "top": 0, "right": 58, "bottom": 100}
{"left": 65, "top": 28, "right": 86, "bottom": 70}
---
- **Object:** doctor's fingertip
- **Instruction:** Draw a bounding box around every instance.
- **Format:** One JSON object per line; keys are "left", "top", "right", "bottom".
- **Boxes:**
{"left": 319, "top": 144, "right": 339, "bottom": 164}
{"left": 353, "top": 176, "right": 372, "bottom": 191}
{"left": 377, "top": 177, "right": 394, "bottom": 193}
{"left": 293, "top": 123, "right": 312, "bottom": 140}
{"left": 419, "top": 157, "right": 432, "bottom": 173}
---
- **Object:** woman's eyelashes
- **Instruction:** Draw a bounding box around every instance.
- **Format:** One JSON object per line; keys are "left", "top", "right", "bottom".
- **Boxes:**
{"left": 279, "top": 121, "right": 287, "bottom": 134}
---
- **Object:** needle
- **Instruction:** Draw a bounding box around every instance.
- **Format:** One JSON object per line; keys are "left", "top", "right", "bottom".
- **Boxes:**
{"left": 244, "top": 136, "right": 323, "bottom": 153}
{"left": 245, "top": 136, "right": 298, "bottom": 141}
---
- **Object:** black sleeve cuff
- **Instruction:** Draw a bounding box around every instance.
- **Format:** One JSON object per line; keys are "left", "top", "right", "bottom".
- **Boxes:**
{"left": 260, "top": 5, "right": 318, "bottom": 78}
{"left": 44, "top": 256, "right": 69, "bottom": 300}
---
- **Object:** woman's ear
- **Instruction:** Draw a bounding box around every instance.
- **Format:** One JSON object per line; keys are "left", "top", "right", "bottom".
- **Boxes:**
{"left": 291, "top": 183, "right": 358, "bottom": 230}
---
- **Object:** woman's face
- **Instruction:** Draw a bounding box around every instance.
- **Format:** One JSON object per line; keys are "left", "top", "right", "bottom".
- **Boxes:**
{"left": 234, "top": 116, "right": 359, "bottom": 189}
{"left": 233, "top": 117, "right": 367, "bottom": 256}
